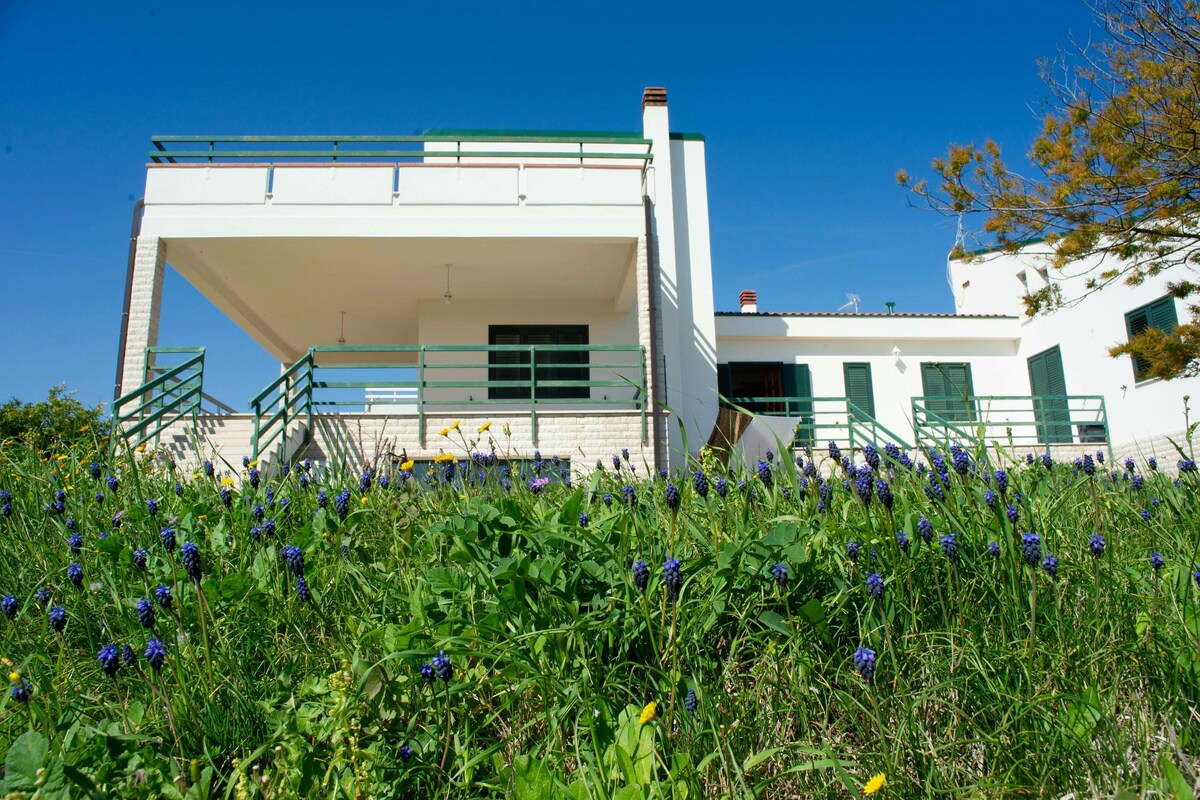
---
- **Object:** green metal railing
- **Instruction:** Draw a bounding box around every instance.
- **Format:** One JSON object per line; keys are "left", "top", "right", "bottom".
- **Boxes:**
{"left": 720, "top": 396, "right": 912, "bottom": 452}
{"left": 150, "top": 134, "right": 653, "bottom": 167}
{"left": 112, "top": 347, "right": 231, "bottom": 452}
{"left": 911, "top": 394, "right": 1110, "bottom": 453}
{"left": 249, "top": 344, "right": 648, "bottom": 461}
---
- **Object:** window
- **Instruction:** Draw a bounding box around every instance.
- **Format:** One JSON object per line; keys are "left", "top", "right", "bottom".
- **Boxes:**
{"left": 488, "top": 325, "right": 588, "bottom": 400}
{"left": 920, "top": 362, "right": 974, "bottom": 423}
{"left": 1124, "top": 296, "right": 1178, "bottom": 382}
{"left": 843, "top": 363, "right": 875, "bottom": 418}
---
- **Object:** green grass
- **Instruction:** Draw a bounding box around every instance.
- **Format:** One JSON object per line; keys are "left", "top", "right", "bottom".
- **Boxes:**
{"left": 0, "top": 432, "right": 1199, "bottom": 798}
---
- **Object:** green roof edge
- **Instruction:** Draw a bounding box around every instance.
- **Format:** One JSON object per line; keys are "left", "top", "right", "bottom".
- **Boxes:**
{"left": 669, "top": 132, "right": 705, "bottom": 141}
{"left": 423, "top": 128, "right": 645, "bottom": 139}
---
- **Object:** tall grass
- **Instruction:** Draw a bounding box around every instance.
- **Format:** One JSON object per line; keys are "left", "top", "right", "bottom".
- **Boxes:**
{"left": 0, "top": 430, "right": 1198, "bottom": 798}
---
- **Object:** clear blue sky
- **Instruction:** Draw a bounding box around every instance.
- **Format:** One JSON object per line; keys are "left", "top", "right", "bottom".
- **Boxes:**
{"left": 0, "top": 1, "right": 1099, "bottom": 410}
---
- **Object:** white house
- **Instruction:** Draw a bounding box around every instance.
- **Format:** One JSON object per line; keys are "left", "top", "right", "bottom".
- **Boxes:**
{"left": 111, "top": 87, "right": 1198, "bottom": 472}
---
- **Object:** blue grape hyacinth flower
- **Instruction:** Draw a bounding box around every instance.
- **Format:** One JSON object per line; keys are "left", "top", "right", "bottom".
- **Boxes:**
{"left": 432, "top": 649, "right": 453, "bottom": 682}
{"left": 866, "top": 572, "right": 884, "bottom": 601}
{"left": 684, "top": 687, "right": 698, "bottom": 716}
{"left": 987, "top": 541, "right": 1000, "bottom": 558}
{"left": 155, "top": 583, "right": 172, "bottom": 609}
{"left": 940, "top": 533, "right": 958, "bottom": 562}
{"left": 662, "top": 557, "right": 682, "bottom": 600}
{"left": 896, "top": 530, "right": 911, "bottom": 554}
{"left": 137, "top": 597, "right": 155, "bottom": 629}
{"left": 144, "top": 637, "right": 167, "bottom": 671}
{"left": 846, "top": 541, "right": 860, "bottom": 562}
{"left": 1089, "top": 532, "right": 1106, "bottom": 558}
{"left": 98, "top": 643, "right": 120, "bottom": 676}
{"left": 1151, "top": 551, "right": 1165, "bottom": 572}
{"left": 1021, "top": 533, "right": 1042, "bottom": 567}
{"left": 48, "top": 605, "right": 66, "bottom": 632}
{"left": 1041, "top": 554, "right": 1058, "bottom": 578}
{"left": 771, "top": 562, "right": 788, "bottom": 591}
{"left": 854, "top": 646, "right": 877, "bottom": 683}
{"left": 632, "top": 560, "right": 649, "bottom": 592}
{"left": 2, "top": 594, "right": 18, "bottom": 620}
{"left": 181, "top": 542, "right": 202, "bottom": 582}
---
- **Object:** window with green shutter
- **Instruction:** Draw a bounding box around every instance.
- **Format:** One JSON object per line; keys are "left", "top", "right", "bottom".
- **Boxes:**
{"left": 1026, "top": 345, "right": 1072, "bottom": 443}
{"left": 920, "top": 362, "right": 974, "bottom": 423}
{"left": 843, "top": 363, "right": 875, "bottom": 418}
{"left": 1124, "top": 296, "right": 1178, "bottom": 381}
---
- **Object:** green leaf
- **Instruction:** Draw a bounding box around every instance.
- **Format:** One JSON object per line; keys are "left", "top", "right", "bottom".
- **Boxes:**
{"left": 1162, "top": 756, "right": 1194, "bottom": 800}
{"left": 4, "top": 730, "right": 49, "bottom": 791}
{"left": 758, "top": 610, "right": 792, "bottom": 636}
{"left": 743, "top": 746, "right": 784, "bottom": 772}
{"left": 512, "top": 754, "right": 557, "bottom": 800}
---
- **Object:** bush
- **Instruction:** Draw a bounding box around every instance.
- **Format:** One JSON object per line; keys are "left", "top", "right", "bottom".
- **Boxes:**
{"left": 0, "top": 385, "right": 108, "bottom": 455}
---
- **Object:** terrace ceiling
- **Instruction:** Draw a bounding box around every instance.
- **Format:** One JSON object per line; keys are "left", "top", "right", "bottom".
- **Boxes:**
{"left": 165, "top": 236, "right": 638, "bottom": 363}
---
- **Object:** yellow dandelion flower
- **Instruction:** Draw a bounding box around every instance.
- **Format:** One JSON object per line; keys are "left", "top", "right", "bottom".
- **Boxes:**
{"left": 65, "top": 485, "right": 72, "bottom": 491}
{"left": 193, "top": 471, "right": 201, "bottom": 479}
{"left": 434, "top": 453, "right": 455, "bottom": 463}
{"left": 7, "top": 671, "right": 19, "bottom": 684}
{"left": 477, "top": 421, "right": 492, "bottom": 434}
{"left": 400, "top": 460, "right": 414, "bottom": 471}
{"left": 639, "top": 701, "right": 657, "bottom": 724}
{"left": 79, "top": 424, "right": 90, "bottom": 432}
{"left": 248, "top": 459, "right": 258, "bottom": 468}
{"left": 136, "top": 443, "right": 147, "bottom": 453}
{"left": 55, "top": 455, "right": 68, "bottom": 461}
{"left": 1, "top": 657, "right": 11, "bottom": 667}
{"left": 198, "top": 515, "right": 207, "bottom": 520}
{"left": 864, "top": 773, "right": 886, "bottom": 795}
{"left": 221, "top": 476, "right": 235, "bottom": 486}
{"left": 360, "top": 497, "right": 368, "bottom": 504}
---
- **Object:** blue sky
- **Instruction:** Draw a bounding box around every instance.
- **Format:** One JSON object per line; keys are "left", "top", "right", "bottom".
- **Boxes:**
{"left": 0, "top": 1, "right": 1100, "bottom": 409}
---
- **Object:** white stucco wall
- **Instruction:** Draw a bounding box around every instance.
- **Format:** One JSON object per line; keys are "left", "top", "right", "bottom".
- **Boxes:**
{"left": 669, "top": 137, "right": 720, "bottom": 457}
{"left": 950, "top": 246, "right": 1200, "bottom": 454}
{"left": 716, "top": 314, "right": 1023, "bottom": 448}
{"left": 415, "top": 298, "right": 642, "bottom": 411}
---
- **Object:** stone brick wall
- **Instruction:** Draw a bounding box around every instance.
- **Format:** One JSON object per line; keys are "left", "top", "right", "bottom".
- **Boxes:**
{"left": 119, "top": 236, "right": 166, "bottom": 396}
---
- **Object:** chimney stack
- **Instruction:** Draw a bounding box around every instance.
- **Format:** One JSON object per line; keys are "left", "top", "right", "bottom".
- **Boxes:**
{"left": 739, "top": 289, "right": 758, "bottom": 313}
{"left": 642, "top": 87, "right": 668, "bottom": 110}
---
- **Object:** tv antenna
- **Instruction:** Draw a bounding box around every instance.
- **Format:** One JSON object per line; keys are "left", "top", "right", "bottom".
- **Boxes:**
{"left": 837, "top": 293, "right": 862, "bottom": 314}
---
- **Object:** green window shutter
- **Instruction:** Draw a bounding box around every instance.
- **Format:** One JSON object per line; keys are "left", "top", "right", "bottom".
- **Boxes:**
{"left": 1124, "top": 296, "right": 1177, "bottom": 381}
{"left": 1027, "top": 346, "right": 1071, "bottom": 443}
{"left": 717, "top": 363, "right": 733, "bottom": 405}
{"left": 921, "top": 362, "right": 973, "bottom": 422}
{"left": 843, "top": 363, "right": 875, "bottom": 418}
{"left": 780, "top": 363, "right": 813, "bottom": 445}
{"left": 1149, "top": 296, "right": 1178, "bottom": 331}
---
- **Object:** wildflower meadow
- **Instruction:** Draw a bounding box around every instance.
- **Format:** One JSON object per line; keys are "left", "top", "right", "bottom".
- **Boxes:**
{"left": 1, "top": 424, "right": 1199, "bottom": 798}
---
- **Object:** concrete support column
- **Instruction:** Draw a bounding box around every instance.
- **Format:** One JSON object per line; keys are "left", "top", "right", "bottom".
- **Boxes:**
{"left": 635, "top": 235, "right": 665, "bottom": 472}
{"left": 119, "top": 236, "right": 166, "bottom": 396}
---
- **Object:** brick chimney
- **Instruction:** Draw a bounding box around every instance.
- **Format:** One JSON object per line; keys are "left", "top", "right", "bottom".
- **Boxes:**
{"left": 642, "top": 87, "right": 667, "bottom": 110}
{"left": 739, "top": 289, "right": 758, "bottom": 313}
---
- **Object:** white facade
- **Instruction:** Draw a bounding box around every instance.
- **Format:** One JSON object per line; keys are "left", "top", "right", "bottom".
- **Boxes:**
{"left": 116, "top": 88, "right": 1198, "bottom": 471}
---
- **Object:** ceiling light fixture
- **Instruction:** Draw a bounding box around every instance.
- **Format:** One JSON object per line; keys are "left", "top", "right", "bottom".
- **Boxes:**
{"left": 443, "top": 264, "right": 454, "bottom": 305}
{"left": 337, "top": 311, "right": 347, "bottom": 345}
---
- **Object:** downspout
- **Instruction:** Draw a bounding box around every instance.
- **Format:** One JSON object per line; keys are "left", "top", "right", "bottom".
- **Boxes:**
{"left": 113, "top": 198, "right": 146, "bottom": 401}
{"left": 642, "top": 196, "right": 667, "bottom": 470}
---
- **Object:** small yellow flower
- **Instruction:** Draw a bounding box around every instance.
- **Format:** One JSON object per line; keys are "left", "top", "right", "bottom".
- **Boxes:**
{"left": 7, "top": 671, "right": 19, "bottom": 684}
{"left": 434, "top": 453, "right": 455, "bottom": 463}
{"left": 55, "top": 455, "right": 68, "bottom": 462}
{"left": 360, "top": 497, "right": 368, "bottom": 504}
{"left": 400, "top": 460, "right": 414, "bottom": 471}
{"left": 136, "top": 443, "right": 147, "bottom": 453}
{"left": 193, "top": 471, "right": 201, "bottom": 479}
{"left": 79, "top": 424, "right": 90, "bottom": 432}
{"left": 221, "top": 477, "right": 235, "bottom": 486}
{"left": 639, "top": 701, "right": 657, "bottom": 724}
{"left": 864, "top": 773, "right": 886, "bottom": 795}
{"left": 248, "top": 459, "right": 258, "bottom": 468}
{"left": 478, "top": 421, "right": 492, "bottom": 434}
{"left": 198, "top": 515, "right": 207, "bottom": 520}
{"left": 502, "top": 423, "right": 511, "bottom": 436}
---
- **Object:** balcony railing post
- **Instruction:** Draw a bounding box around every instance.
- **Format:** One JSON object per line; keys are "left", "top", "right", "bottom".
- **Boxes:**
{"left": 417, "top": 348, "right": 426, "bottom": 448}
{"left": 529, "top": 346, "right": 538, "bottom": 447}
